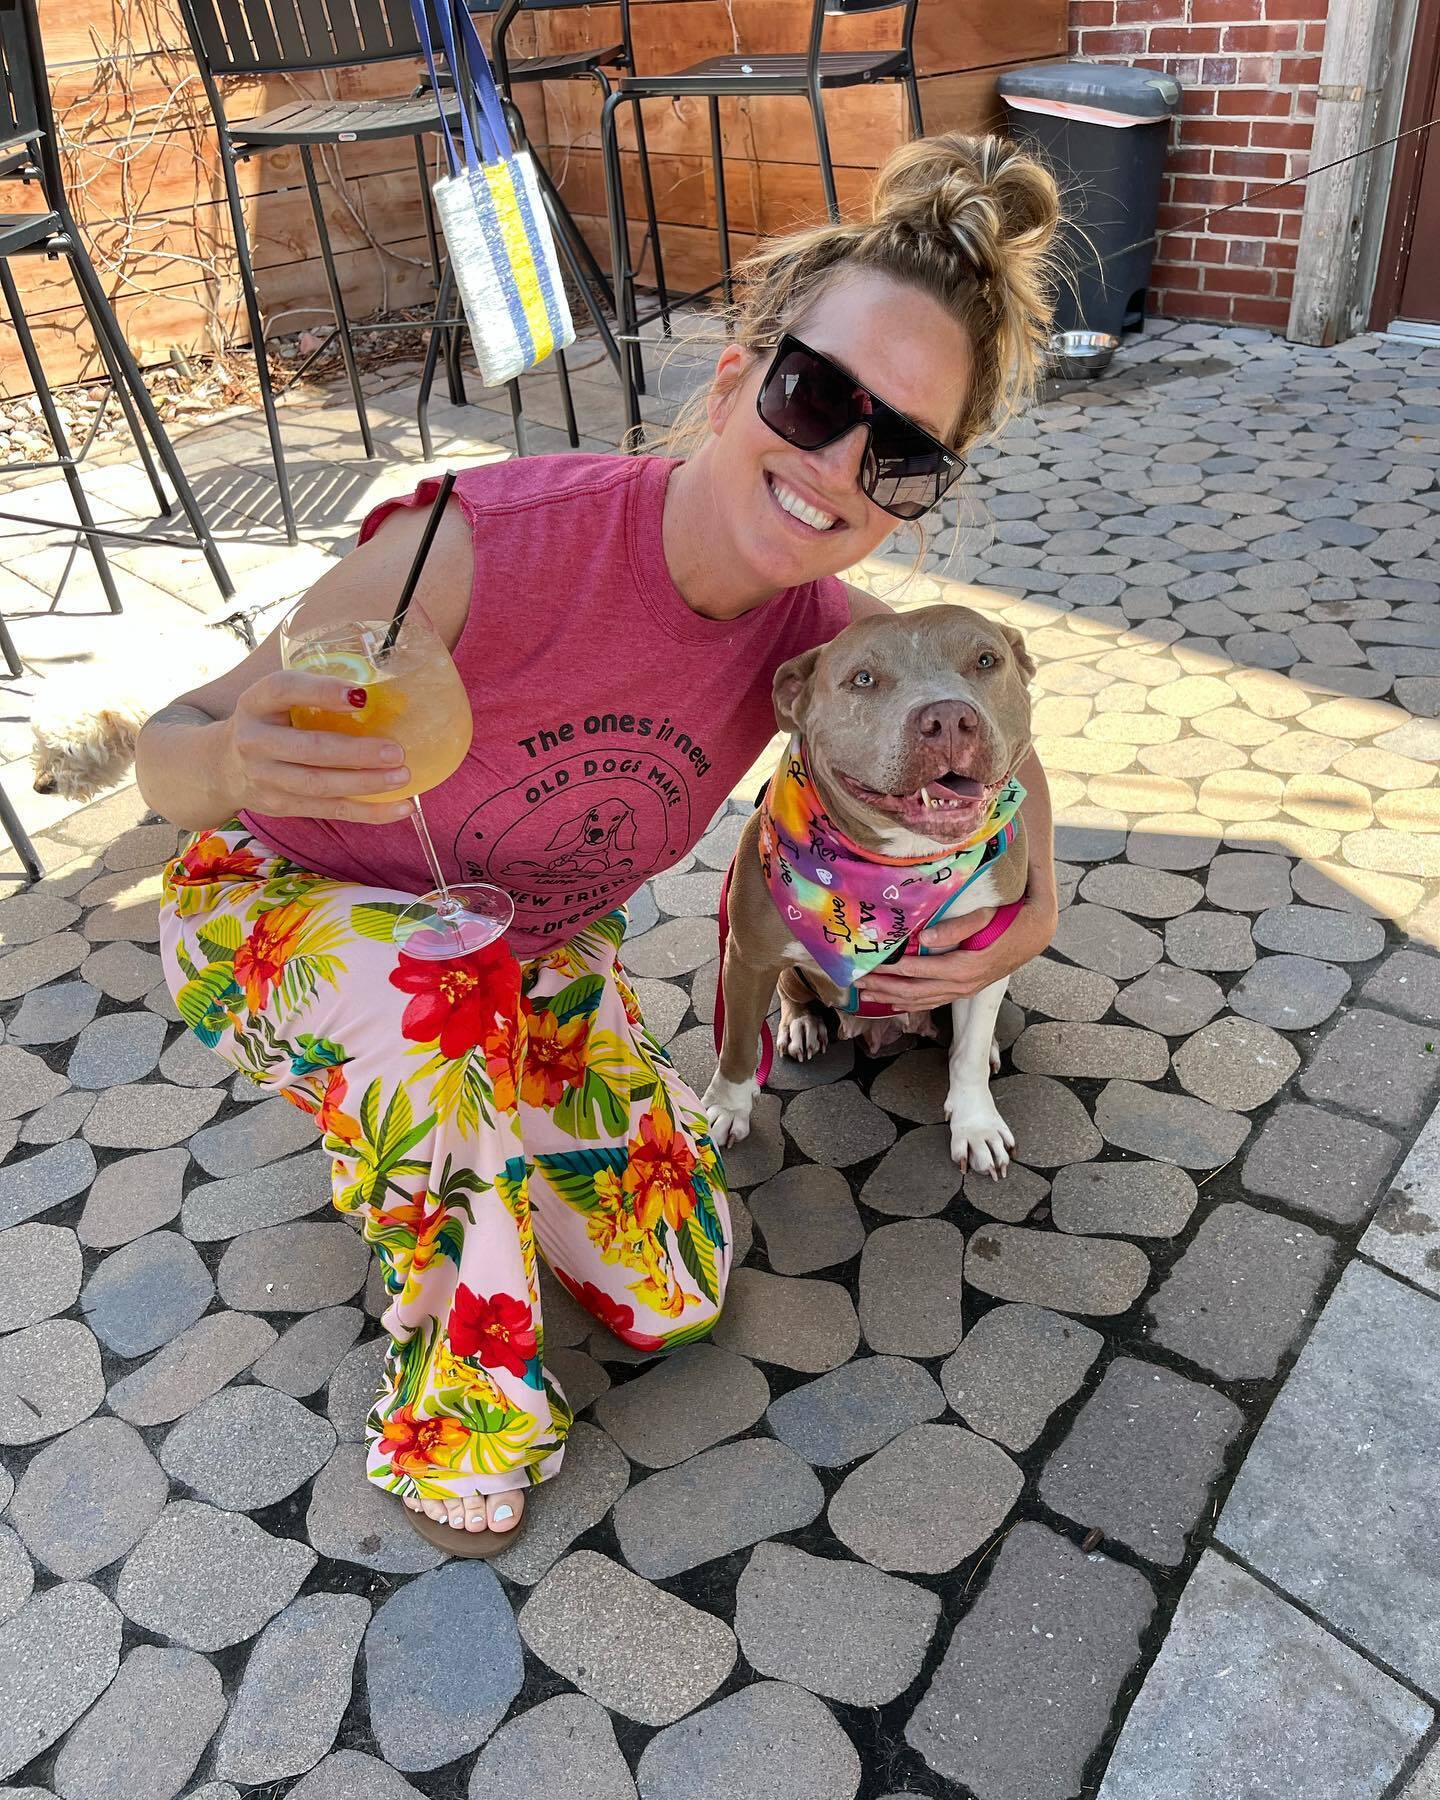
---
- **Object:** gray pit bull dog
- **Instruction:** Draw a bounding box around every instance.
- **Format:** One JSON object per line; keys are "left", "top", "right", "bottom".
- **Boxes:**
{"left": 702, "top": 603, "right": 1037, "bottom": 1178}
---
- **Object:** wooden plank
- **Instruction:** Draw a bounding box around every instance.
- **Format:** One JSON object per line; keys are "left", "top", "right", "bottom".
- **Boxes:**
{"left": 545, "top": 143, "right": 873, "bottom": 233}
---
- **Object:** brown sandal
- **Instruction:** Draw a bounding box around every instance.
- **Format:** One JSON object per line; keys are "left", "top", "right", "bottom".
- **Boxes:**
{"left": 402, "top": 1498, "right": 526, "bottom": 1559}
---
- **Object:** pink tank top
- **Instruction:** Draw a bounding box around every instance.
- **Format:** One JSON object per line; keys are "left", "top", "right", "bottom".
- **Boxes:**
{"left": 241, "top": 455, "right": 851, "bottom": 957}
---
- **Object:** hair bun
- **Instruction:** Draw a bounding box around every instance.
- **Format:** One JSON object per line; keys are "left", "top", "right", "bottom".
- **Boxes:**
{"left": 870, "top": 132, "right": 1060, "bottom": 284}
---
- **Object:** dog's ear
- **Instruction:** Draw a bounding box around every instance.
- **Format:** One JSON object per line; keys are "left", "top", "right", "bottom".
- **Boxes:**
{"left": 1001, "top": 627, "right": 1036, "bottom": 685}
{"left": 614, "top": 808, "right": 638, "bottom": 852}
{"left": 773, "top": 648, "right": 821, "bottom": 734}
{"left": 545, "top": 809, "right": 587, "bottom": 851}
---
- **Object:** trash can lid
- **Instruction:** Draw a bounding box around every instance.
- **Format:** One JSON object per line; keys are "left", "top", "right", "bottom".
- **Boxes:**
{"left": 997, "top": 60, "right": 1181, "bottom": 120}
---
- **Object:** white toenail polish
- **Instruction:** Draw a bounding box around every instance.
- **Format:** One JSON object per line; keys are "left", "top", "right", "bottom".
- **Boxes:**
{"left": 493, "top": 1504, "right": 514, "bottom": 1522}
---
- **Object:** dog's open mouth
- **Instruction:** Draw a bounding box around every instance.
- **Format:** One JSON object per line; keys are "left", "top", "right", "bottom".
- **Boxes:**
{"left": 836, "top": 766, "right": 1000, "bottom": 836}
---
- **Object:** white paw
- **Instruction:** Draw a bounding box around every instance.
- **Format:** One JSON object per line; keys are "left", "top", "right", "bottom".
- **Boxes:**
{"left": 777, "top": 1012, "right": 828, "bottom": 1063}
{"left": 944, "top": 1086, "right": 1015, "bottom": 1178}
{"left": 703, "top": 1071, "right": 760, "bottom": 1148}
{"left": 989, "top": 1037, "right": 1002, "bottom": 1075}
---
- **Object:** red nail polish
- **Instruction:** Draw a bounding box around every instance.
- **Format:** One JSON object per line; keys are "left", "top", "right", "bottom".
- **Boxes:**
{"left": 347, "top": 687, "right": 368, "bottom": 708}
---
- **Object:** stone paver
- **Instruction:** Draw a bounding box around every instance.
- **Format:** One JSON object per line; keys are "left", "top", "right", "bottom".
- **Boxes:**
{"left": 106, "top": 1310, "right": 277, "bottom": 1426}
{"left": 288, "top": 1751, "right": 424, "bottom": 1800}
{"left": 635, "top": 1681, "right": 859, "bottom": 1800}
{"left": 0, "top": 1223, "right": 80, "bottom": 1331}
{"left": 254, "top": 1304, "right": 364, "bottom": 1397}
{"left": 1095, "top": 1079, "right": 1250, "bottom": 1168}
{"left": 50, "top": 1645, "right": 225, "bottom": 1800}
{"left": 859, "top": 1124, "right": 964, "bottom": 1216}
{"left": 67, "top": 1011, "right": 167, "bottom": 1087}
{"left": 82, "top": 1080, "right": 222, "bottom": 1147}
{"left": 1040, "top": 1358, "right": 1244, "bottom": 1567}
{"left": 0, "top": 1138, "right": 96, "bottom": 1229}
{"left": 1300, "top": 1007, "right": 1440, "bottom": 1128}
{"left": 1360, "top": 1109, "right": 1440, "bottom": 1296}
{"left": 1242, "top": 1101, "right": 1400, "bottom": 1224}
{"left": 1098, "top": 1554, "right": 1430, "bottom": 1800}
{"left": 966, "top": 1224, "right": 1150, "bottom": 1315}
{"left": 988, "top": 1073, "right": 1103, "bottom": 1168}
{"left": 367, "top": 1564, "right": 523, "bottom": 1772}
{"left": 1115, "top": 962, "right": 1224, "bottom": 1034}
{"left": 614, "top": 1438, "right": 823, "bottom": 1578}
{"left": 304, "top": 1442, "right": 444, "bottom": 1576}
{"left": 1051, "top": 1161, "right": 1197, "bottom": 1237}
{"left": 1173, "top": 1016, "right": 1300, "bottom": 1110}
{"left": 520, "top": 1551, "right": 737, "bottom": 1726}
{"left": 592, "top": 1343, "right": 767, "bottom": 1468}
{"left": 6, "top": 978, "right": 99, "bottom": 1045}
{"left": 908, "top": 1522, "right": 1155, "bottom": 1800}
{"left": 859, "top": 1218, "right": 966, "bottom": 1356}
{"left": 182, "top": 1149, "right": 334, "bottom": 1239}
{"left": 160, "top": 1384, "right": 336, "bottom": 1508}
{"left": 1148, "top": 1202, "right": 1334, "bottom": 1380}
{"left": 1218, "top": 1263, "right": 1440, "bottom": 1692}
{"left": 0, "top": 1583, "right": 122, "bottom": 1781}
{"left": 735, "top": 1541, "right": 940, "bottom": 1705}
{"left": 79, "top": 1229, "right": 213, "bottom": 1356}
{"left": 217, "top": 1220, "right": 370, "bottom": 1310}
{"left": 0, "top": 1319, "right": 104, "bottom": 1445}
{"left": 214, "top": 1593, "right": 370, "bottom": 1786}
{"left": 490, "top": 1422, "right": 631, "bottom": 1586}
{"left": 11, "top": 1416, "right": 167, "bottom": 1579}
{"left": 765, "top": 1354, "right": 945, "bottom": 1468}
{"left": 942, "top": 1304, "right": 1103, "bottom": 1451}
{"left": 829, "top": 1423, "right": 1023, "bottom": 1574}
{"left": 1253, "top": 901, "right": 1387, "bottom": 961}
{"left": 468, "top": 1696, "right": 637, "bottom": 1800}
{"left": 712, "top": 1268, "right": 859, "bottom": 1372}
{"left": 116, "top": 1501, "right": 315, "bottom": 1652}
{"left": 1229, "top": 952, "right": 1351, "bottom": 1028}
{"left": 782, "top": 1081, "right": 896, "bottom": 1166}
{"left": 748, "top": 1166, "right": 864, "bottom": 1272}
{"left": 76, "top": 1146, "right": 188, "bottom": 1246}
{"left": 0, "top": 1045, "right": 69, "bottom": 1119}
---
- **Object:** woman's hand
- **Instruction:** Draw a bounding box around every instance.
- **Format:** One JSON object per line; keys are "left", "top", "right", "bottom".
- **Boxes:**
{"left": 855, "top": 881, "right": 1059, "bottom": 1009}
{"left": 218, "top": 671, "right": 415, "bottom": 825}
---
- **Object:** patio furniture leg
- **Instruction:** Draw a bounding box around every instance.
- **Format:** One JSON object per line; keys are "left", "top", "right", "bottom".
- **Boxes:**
{"left": 807, "top": 81, "right": 840, "bottom": 223}
{"left": 507, "top": 378, "right": 529, "bottom": 457}
{"left": 0, "top": 259, "right": 123, "bottom": 613}
{"left": 629, "top": 88, "right": 670, "bottom": 336}
{"left": 300, "top": 146, "right": 375, "bottom": 460}
{"left": 905, "top": 69, "right": 924, "bottom": 137}
{"left": 0, "top": 609, "right": 21, "bottom": 679}
{"left": 414, "top": 132, "right": 466, "bottom": 407}
{"left": 76, "top": 280, "right": 173, "bottom": 520}
{"left": 217, "top": 143, "right": 298, "bottom": 544}
{"left": 556, "top": 347, "right": 579, "bottom": 447}
{"left": 601, "top": 90, "right": 642, "bottom": 444}
{"left": 416, "top": 261, "right": 454, "bottom": 462}
{"left": 64, "top": 238, "right": 235, "bottom": 601}
{"left": 709, "top": 96, "right": 732, "bottom": 311}
{"left": 0, "top": 779, "right": 42, "bottom": 885}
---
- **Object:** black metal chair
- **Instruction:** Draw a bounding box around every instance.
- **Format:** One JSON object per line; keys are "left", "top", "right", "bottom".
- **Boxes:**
{"left": 0, "top": 0, "right": 235, "bottom": 882}
{"left": 601, "top": 0, "right": 924, "bottom": 438}
{"left": 412, "top": 0, "right": 667, "bottom": 454}
{"left": 176, "top": 0, "right": 527, "bottom": 543}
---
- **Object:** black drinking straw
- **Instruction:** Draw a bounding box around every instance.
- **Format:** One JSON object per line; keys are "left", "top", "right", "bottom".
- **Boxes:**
{"left": 380, "top": 468, "right": 457, "bottom": 652}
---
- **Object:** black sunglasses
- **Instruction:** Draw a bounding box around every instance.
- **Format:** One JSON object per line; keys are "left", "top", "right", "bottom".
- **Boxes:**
{"left": 754, "top": 334, "right": 965, "bottom": 521}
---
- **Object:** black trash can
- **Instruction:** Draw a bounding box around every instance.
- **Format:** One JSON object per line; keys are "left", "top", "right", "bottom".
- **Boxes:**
{"left": 998, "top": 61, "right": 1181, "bottom": 351}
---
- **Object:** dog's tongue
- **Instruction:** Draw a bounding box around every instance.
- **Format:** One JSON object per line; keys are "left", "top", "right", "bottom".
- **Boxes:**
{"left": 935, "top": 772, "right": 985, "bottom": 799}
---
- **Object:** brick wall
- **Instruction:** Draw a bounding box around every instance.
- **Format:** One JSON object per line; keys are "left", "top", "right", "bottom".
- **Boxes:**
{"left": 1067, "top": 0, "right": 1328, "bottom": 329}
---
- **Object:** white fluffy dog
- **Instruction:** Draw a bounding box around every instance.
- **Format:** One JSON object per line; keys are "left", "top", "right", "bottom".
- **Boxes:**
{"left": 30, "top": 619, "right": 252, "bottom": 802}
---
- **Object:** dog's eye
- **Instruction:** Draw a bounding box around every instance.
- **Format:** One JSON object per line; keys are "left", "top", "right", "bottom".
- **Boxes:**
{"left": 976, "top": 652, "right": 997, "bottom": 671}
{"left": 851, "top": 670, "right": 876, "bottom": 689}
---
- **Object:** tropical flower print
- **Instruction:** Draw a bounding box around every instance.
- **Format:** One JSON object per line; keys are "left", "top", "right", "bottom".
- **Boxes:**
{"left": 448, "top": 1284, "right": 539, "bottom": 1379}
{"left": 376, "top": 1403, "right": 470, "bottom": 1478}
{"left": 391, "top": 942, "right": 519, "bottom": 1058}
{"left": 158, "top": 823, "right": 731, "bottom": 1505}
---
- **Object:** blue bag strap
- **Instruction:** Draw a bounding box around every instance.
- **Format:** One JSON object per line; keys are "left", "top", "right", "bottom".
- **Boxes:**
{"left": 449, "top": 0, "right": 517, "bottom": 165}
{"left": 410, "top": 0, "right": 463, "bottom": 179}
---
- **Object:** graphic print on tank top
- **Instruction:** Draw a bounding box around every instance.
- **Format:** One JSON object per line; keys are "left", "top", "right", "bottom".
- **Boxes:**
{"left": 453, "top": 704, "right": 716, "bottom": 946}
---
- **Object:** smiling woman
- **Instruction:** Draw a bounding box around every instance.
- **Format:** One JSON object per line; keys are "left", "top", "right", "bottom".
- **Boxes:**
{"left": 137, "top": 130, "right": 1062, "bottom": 1558}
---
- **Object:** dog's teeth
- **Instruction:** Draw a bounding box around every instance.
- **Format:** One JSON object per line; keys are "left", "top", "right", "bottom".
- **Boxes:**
{"left": 920, "top": 786, "right": 934, "bottom": 809}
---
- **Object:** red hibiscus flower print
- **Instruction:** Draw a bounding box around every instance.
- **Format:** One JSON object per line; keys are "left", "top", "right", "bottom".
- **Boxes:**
{"left": 174, "top": 832, "right": 265, "bottom": 885}
{"left": 553, "top": 1269, "right": 665, "bottom": 1352}
{"left": 448, "top": 1284, "right": 537, "bottom": 1377}
{"left": 482, "top": 1007, "right": 523, "bottom": 1114}
{"left": 390, "top": 941, "right": 520, "bottom": 1060}
{"left": 519, "top": 1003, "right": 589, "bottom": 1110}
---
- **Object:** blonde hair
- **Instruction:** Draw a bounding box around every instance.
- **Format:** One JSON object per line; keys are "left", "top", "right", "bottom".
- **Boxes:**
{"left": 661, "top": 132, "right": 1061, "bottom": 459}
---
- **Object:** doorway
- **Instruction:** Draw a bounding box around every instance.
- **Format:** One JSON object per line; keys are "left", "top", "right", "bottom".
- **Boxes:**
{"left": 1372, "top": 0, "right": 1440, "bottom": 329}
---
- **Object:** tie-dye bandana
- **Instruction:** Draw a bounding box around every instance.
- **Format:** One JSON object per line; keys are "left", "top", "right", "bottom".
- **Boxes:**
{"left": 758, "top": 736, "right": 1025, "bottom": 991}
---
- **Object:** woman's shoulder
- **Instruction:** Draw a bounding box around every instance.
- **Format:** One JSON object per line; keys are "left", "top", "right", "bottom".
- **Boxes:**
{"left": 357, "top": 453, "right": 644, "bottom": 548}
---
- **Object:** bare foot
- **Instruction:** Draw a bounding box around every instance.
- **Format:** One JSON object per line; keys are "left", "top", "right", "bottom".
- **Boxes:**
{"left": 403, "top": 1489, "right": 525, "bottom": 1535}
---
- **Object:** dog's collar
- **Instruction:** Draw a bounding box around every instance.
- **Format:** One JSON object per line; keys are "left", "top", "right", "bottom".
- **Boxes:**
{"left": 757, "top": 734, "right": 1025, "bottom": 992}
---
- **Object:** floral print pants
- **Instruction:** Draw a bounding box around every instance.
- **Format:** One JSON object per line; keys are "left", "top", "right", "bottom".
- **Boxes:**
{"left": 159, "top": 825, "right": 731, "bottom": 1502}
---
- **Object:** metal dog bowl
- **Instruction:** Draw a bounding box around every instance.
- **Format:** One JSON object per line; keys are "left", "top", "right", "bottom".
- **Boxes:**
{"left": 1048, "top": 329, "right": 1120, "bottom": 380}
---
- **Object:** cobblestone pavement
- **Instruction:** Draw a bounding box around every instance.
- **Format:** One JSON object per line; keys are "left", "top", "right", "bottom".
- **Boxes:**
{"left": 1, "top": 321, "right": 1438, "bottom": 1799}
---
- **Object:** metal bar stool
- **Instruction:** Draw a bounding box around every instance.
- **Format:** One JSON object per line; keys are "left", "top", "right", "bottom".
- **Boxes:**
{"left": 175, "top": 0, "right": 506, "bottom": 543}
{"left": 601, "top": 0, "right": 923, "bottom": 441}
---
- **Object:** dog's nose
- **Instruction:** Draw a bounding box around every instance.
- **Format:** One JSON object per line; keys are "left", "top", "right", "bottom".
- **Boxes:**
{"left": 915, "top": 698, "right": 979, "bottom": 741}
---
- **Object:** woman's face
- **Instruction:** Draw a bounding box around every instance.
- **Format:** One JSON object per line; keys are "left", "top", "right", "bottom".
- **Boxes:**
{"left": 703, "top": 269, "right": 974, "bottom": 593}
